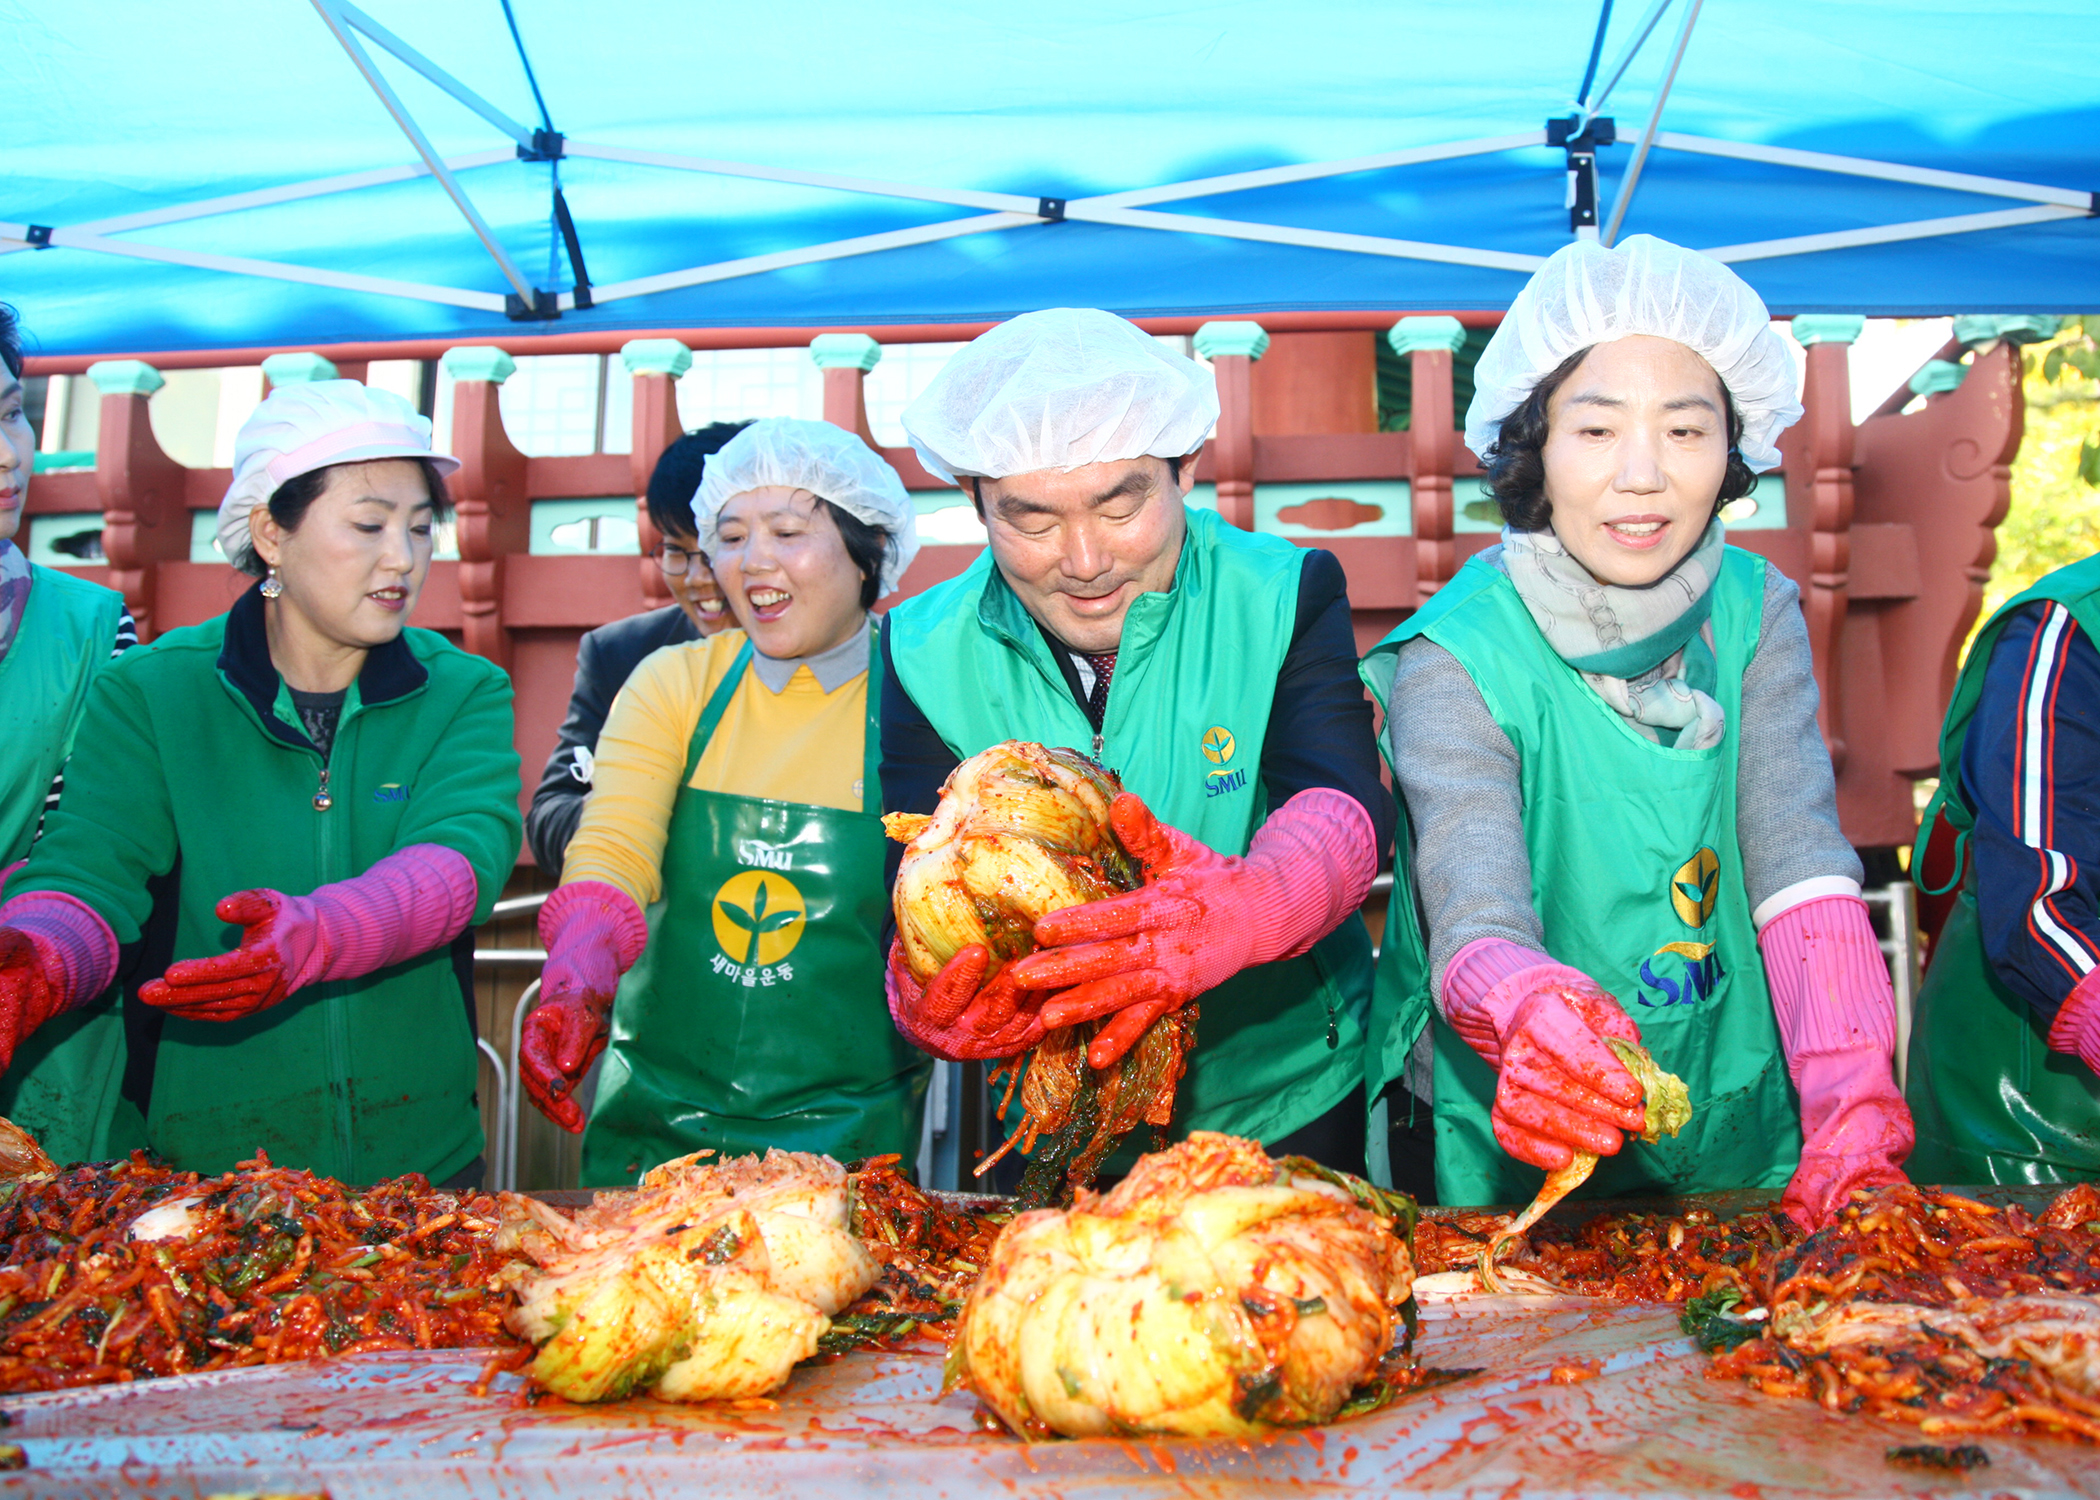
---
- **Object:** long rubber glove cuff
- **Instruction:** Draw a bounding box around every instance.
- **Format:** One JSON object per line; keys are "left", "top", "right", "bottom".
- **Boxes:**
{"left": 0, "top": 892, "right": 120, "bottom": 1072}
{"left": 2047, "top": 966, "right": 2100, "bottom": 1072}
{"left": 1758, "top": 894, "right": 1913, "bottom": 1230}
{"left": 1442, "top": 939, "right": 1647, "bottom": 1173}
{"left": 1012, "top": 788, "right": 1378, "bottom": 1069}
{"left": 521, "top": 881, "right": 649, "bottom": 1133}
{"left": 885, "top": 939, "right": 1047, "bottom": 1061}
{"left": 138, "top": 845, "right": 481, "bottom": 1022}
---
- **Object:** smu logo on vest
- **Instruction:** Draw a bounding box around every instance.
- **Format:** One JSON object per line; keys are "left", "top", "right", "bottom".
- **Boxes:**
{"left": 710, "top": 870, "right": 806, "bottom": 988}
{"left": 1201, "top": 724, "right": 1247, "bottom": 799}
{"left": 1637, "top": 846, "right": 1725, "bottom": 1008}
{"left": 371, "top": 783, "right": 410, "bottom": 804}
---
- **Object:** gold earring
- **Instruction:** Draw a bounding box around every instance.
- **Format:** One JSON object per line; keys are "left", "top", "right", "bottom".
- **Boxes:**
{"left": 260, "top": 566, "right": 284, "bottom": 600}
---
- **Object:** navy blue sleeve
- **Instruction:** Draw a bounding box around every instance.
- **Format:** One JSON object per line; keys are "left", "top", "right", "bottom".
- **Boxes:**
{"left": 1257, "top": 548, "right": 1397, "bottom": 863}
{"left": 1958, "top": 600, "right": 2100, "bottom": 1025}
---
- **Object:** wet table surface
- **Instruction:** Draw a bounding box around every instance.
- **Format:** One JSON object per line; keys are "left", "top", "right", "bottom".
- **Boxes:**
{"left": 1, "top": 1290, "right": 2092, "bottom": 1499}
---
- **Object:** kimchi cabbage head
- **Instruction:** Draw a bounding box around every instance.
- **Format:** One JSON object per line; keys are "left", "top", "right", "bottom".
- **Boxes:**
{"left": 949, "top": 1133, "right": 1417, "bottom": 1438}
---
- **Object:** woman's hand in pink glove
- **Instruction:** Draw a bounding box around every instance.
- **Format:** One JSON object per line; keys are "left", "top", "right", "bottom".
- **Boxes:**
{"left": 1782, "top": 1052, "right": 1913, "bottom": 1230}
{"left": 521, "top": 882, "right": 649, "bottom": 1134}
{"left": 1488, "top": 981, "right": 1649, "bottom": 1170}
{"left": 1442, "top": 942, "right": 1647, "bottom": 1173}
{"left": 885, "top": 940, "right": 1046, "bottom": 1061}
{"left": 140, "top": 890, "right": 316, "bottom": 1021}
{"left": 140, "top": 846, "right": 481, "bottom": 1022}
{"left": 1013, "top": 789, "right": 1377, "bottom": 1070}
{"left": 0, "top": 930, "right": 64, "bottom": 1074}
{"left": 1758, "top": 894, "right": 1915, "bottom": 1231}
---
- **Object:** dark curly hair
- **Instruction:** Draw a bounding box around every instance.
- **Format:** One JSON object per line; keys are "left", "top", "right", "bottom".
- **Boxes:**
{"left": 1483, "top": 345, "right": 1758, "bottom": 533}
{"left": 0, "top": 302, "right": 21, "bottom": 380}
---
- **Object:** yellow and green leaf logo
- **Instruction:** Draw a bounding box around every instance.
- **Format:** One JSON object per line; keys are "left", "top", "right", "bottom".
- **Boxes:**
{"left": 711, "top": 871, "right": 806, "bottom": 966}
{"left": 1201, "top": 725, "right": 1236, "bottom": 765}
{"left": 1671, "top": 847, "right": 1721, "bottom": 928}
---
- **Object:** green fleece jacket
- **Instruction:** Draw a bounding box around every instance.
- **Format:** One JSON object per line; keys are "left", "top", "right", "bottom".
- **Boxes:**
{"left": 14, "top": 584, "right": 521, "bottom": 1182}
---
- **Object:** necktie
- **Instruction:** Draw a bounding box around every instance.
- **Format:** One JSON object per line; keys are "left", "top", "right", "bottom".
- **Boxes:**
{"left": 1083, "top": 651, "right": 1118, "bottom": 728}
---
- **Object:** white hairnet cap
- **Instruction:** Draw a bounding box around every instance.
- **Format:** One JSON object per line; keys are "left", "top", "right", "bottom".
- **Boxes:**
{"left": 1465, "top": 235, "right": 1802, "bottom": 472}
{"left": 901, "top": 308, "right": 1218, "bottom": 482}
{"left": 218, "top": 379, "right": 458, "bottom": 565}
{"left": 695, "top": 417, "right": 921, "bottom": 596}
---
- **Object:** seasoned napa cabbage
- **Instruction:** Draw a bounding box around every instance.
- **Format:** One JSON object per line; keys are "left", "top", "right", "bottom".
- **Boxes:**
{"left": 949, "top": 1133, "right": 1417, "bottom": 1438}
{"left": 497, "top": 1149, "right": 877, "bottom": 1403}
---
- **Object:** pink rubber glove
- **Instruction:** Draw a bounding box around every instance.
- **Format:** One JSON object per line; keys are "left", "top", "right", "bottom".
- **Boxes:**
{"left": 521, "top": 881, "right": 648, "bottom": 1133}
{"left": 1758, "top": 894, "right": 1913, "bottom": 1231}
{"left": 886, "top": 938, "right": 1047, "bottom": 1061}
{"left": 2048, "top": 967, "right": 2100, "bottom": 1073}
{"left": 0, "top": 891, "right": 119, "bottom": 1072}
{"left": 139, "top": 845, "right": 480, "bottom": 1022}
{"left": 1441, "top": 937, "right": 1648, "bottom": 1172}
{"left": 1011, "top": 789, "right": 1378, "bottom": 1070}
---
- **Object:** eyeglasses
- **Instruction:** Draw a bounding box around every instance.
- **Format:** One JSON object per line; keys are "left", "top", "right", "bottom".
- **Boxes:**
{"left": 653, "top": 543, "right": 700, "bottom": 577}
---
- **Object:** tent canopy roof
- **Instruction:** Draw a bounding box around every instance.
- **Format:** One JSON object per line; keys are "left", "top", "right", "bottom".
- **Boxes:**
{"left": 6, "top": 0, "right": 2097, "bottom": 358}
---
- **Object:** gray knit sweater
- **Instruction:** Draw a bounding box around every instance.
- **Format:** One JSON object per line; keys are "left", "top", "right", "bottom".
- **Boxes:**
{"left": 1387, "top": 554, "right": 1859, "bottom": 1014}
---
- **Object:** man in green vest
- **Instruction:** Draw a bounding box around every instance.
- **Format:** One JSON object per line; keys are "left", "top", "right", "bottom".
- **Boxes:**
{"left": 1908, "top": 552, "right": 2100, "bottom": 1183}
{"left": 879, "top": 308, "right": 1393, "bottom": 1173}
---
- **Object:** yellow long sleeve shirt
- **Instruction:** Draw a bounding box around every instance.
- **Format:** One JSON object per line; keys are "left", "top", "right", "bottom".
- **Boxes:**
{"left": 560, "top": 629, "right": 869, "bottom": 906}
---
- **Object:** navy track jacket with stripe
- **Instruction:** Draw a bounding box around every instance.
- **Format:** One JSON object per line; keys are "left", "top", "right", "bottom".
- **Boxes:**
{"left": 1960, "top": 599, "right": 2100, "bottom": 1025}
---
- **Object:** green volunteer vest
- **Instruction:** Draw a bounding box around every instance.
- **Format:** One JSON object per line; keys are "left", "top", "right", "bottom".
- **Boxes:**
{"left": 1907, "top": 554, "right": 2100, "bottom": 1183}
{"left": 1361, "top": 546, "right": 1798, "bottom": 1206}
{"left": 887, "top": 506, "right": 1372, "bottom": 1145}
{"left": 0, "top": 564, "right": 131, "bottom": 1164}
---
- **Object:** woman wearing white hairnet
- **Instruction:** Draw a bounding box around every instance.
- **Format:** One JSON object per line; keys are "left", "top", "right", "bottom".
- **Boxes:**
{"left": 1362, "top": 237, "right": 1911, "bottom": 1228}
{"left": 524, "top": 417, "right": 931, "bottom": 1183}
{"left": 0, "top": 379, "right": 522, "bottom": 1182}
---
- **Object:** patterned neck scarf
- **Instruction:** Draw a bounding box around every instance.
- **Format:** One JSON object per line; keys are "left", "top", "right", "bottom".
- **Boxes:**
{"left": 0, "top": 540, "right": 31, "bottom": 673}
{"left": 1497, "top": 519, "right": 1728, "bottom": 750}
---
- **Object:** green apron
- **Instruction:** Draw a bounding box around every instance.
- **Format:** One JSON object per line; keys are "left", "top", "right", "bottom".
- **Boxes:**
{"left": 1362, "top": 548, "right": 1799, "bottom": 1206}
{"left": 0, "top": 563, "right": 134, "bottom": 1165}
{"left": 1907, "top": 555, "right": 2100, "bottom": 1184}
{"left": 581, "top": 633, "right": 930, "bottom": 1186}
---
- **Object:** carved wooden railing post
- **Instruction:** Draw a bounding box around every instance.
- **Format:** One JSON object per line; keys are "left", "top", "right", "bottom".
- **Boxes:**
{"left": 621, "top": 339, "right": 693, "bottom": 612}
{"left": 1389, "top": 316, "right": 1467, "bottom": 605}
{"left": 259, "top": 352, "right": 339, "bottom": 390}
{"left": 1192, "top": 321, "right": 1268, "bottom": 530}
{"left": 1790, "top": 314, "right": 1864, "bottom": 772}
{"left": 811, "top": 333, "right": 882, "bottom": 447}
{"left": 440, "top": 347, "right": 529, "bottom": 667}
{"left": 84, "top": 360, "right": 187, "bottom": 641}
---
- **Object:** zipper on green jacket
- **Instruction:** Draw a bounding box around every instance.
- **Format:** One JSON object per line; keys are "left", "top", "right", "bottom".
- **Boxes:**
{"left": 316, "top": 698, "right": 359, "bottom": 1182}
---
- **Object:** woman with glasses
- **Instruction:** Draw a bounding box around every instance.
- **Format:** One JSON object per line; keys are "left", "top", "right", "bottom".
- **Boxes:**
{"left": 527, "top": 423, "right": 747, "bottom": 876}
{"left": 519, "top": 418, "right": 930, "bottom": 1185}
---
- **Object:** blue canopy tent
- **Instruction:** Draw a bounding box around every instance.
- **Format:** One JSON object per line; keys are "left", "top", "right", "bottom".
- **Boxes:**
{"left": 3, "top": 0, "right": 2096, "bottom": 357}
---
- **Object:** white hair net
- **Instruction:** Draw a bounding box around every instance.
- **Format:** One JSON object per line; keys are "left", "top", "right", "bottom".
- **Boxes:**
{"left": 901, "top": 308, "right": 1218, "bottom": 482}
{"left": 218, "top": 380, "right": 457, "bottom": 568}
{"left": 695, "top": 417, "right": 920, "bottom": 596}
{"left": 1465, "top": 235, "right": 1803, "bottom": 472}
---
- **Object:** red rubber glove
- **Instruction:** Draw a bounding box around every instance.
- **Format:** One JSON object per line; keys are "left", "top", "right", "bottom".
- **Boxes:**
{"left": 1760, "top": 894, "right": 1913, "bottom": 1230}
{"left": 139, "top": 845, "right": 479, "bottom": 1022}
{"left": 885, "top": 938, "right": 1047, "bottom": 1061}
{"left": 1441, "top": 938, "right": 1648, "bottom": 1172}
{"left": 1010, "top": 789, "right": 1377, "bottom": 1070}
{"left": 2048, "top": 966, "right": 2100, "bottom": 1073}
{"left": 0, "top": 891, "right": 120, "bottom": 1073}
{"left": 521, "top": 881, "right": 649, "bottom": 1133}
